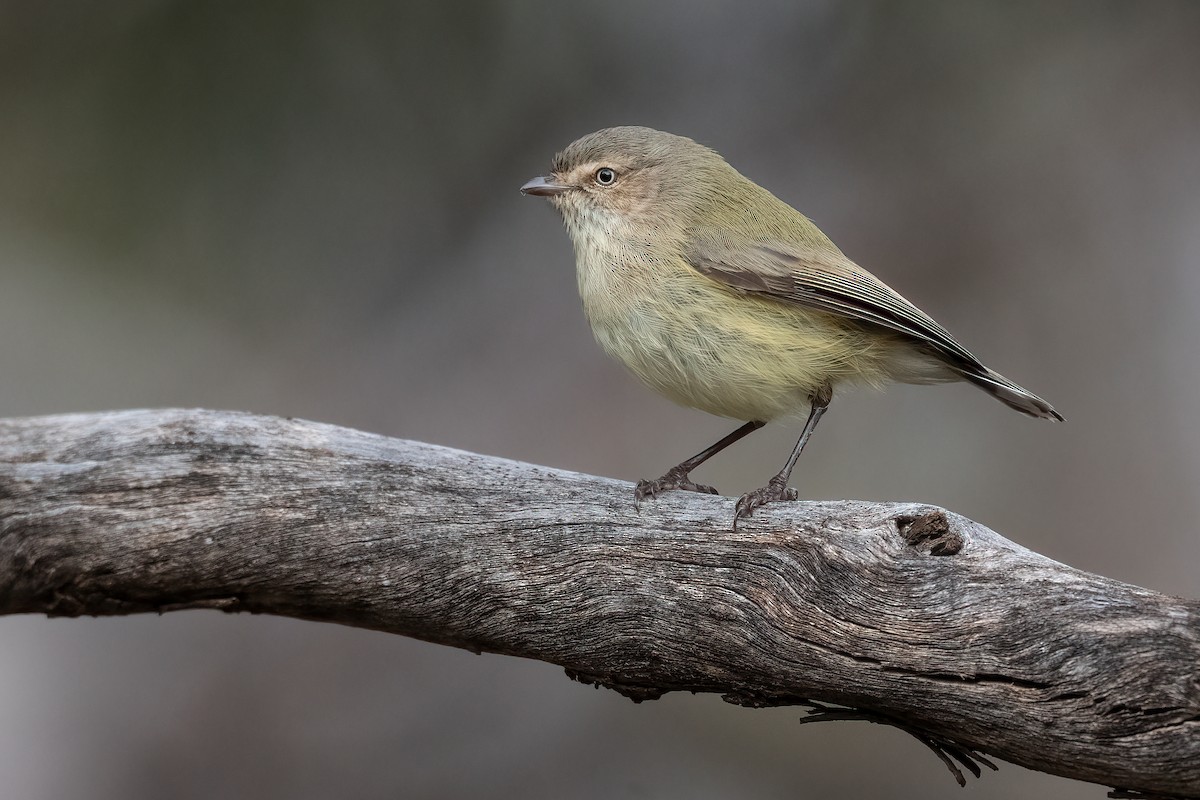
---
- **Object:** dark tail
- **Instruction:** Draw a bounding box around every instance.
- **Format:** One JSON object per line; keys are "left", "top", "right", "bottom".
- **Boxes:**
{"left": 958, "top": 367, "right": 1063, "bottom": 421}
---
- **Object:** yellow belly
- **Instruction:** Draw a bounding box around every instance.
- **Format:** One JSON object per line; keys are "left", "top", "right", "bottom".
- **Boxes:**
{"left": 582, "top": 264, "right": 926, "bottom": 422}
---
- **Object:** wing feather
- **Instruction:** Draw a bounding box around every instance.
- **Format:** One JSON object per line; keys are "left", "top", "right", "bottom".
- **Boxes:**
{"left": 685, "top": 235, "right": 1062, "bottom": 420}
{"left": 686, "top": 238, "right": 983, "bottom": 372}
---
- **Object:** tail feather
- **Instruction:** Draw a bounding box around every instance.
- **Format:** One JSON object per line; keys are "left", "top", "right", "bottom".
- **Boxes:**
{"left": 959, "top": 367, "right": 1063, "bottom": 421}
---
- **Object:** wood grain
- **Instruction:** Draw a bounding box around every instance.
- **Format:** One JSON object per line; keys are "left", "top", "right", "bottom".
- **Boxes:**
{"left": 1, "top": 409, "right": 1196, "bottom": 796}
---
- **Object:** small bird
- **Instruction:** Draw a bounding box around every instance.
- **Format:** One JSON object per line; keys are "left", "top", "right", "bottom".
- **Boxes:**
{"left": 522, "top": 126, "right": 1061, "bottom": 527}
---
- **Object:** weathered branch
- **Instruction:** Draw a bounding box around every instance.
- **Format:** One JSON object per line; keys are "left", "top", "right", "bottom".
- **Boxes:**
{"left": 1, "top": 409, "right": 1196, "bottom": 796}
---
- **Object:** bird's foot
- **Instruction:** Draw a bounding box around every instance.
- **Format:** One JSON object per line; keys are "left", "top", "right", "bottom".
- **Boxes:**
{"left": 635, "top": 465, "right": 719, "bottom": 503}
{"left": 733, "top": 476, "right": 798, "bottom": 529}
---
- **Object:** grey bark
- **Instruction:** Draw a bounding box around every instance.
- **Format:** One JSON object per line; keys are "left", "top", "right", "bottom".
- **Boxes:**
{"left": 0, "top": 409, "right": 1196, "bottom": 796}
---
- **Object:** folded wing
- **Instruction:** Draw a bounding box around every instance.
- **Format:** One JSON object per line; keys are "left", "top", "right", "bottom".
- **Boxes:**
{"left": 685, "top": 236, "right": 1062, "bottom": 420}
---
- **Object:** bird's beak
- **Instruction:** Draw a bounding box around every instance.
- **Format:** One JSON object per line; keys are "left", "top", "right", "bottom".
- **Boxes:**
{"left": 520, "top": 176, "right": 571, "bottom": 197}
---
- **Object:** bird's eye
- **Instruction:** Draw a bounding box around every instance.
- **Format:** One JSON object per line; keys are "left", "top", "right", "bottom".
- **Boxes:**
{"left": 595, "top": 167, "right": 617, "bottom": 186}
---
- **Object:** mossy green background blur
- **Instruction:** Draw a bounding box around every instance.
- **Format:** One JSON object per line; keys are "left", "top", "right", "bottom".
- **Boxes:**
{"left": 2, "top": 2, "right": 1198, "bottom": 798}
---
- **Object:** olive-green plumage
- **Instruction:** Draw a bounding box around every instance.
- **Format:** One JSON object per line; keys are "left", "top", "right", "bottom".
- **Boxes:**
{"left": 522, "top": 126, "right": 1060, "bottom": 525}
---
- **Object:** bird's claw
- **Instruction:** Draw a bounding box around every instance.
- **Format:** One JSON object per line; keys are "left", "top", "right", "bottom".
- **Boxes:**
{"left": 733, "top": 478, "right": 797, "bottom": 528}
{"left": 634, "top": 466, "right": 719, "bottom": 502}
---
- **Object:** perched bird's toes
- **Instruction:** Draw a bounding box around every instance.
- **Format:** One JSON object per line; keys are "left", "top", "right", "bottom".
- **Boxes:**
{"left": 733, "top": 493, "right": 763, "bottom": 525}
{"left": 635, "top": 470, "right": 719, "bottom": 502}
{"left": 733, "top": 479, "right": 797, "bottom": 528}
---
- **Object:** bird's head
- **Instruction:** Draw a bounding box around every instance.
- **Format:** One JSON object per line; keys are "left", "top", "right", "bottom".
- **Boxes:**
{"left": 521, "top": 126, "right": 728, "bottom": 240}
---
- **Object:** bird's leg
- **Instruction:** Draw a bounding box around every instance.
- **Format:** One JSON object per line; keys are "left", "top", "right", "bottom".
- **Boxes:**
{"left": 734, "top": 384, "right": 832, "bottom": 528}
{"left": 635, "top": 420, "right": 766, "bottom": 501}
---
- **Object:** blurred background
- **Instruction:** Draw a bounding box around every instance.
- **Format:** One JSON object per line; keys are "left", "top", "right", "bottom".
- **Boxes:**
{"left": 2, "top": 1, "right": 1198, "bottom": 798}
